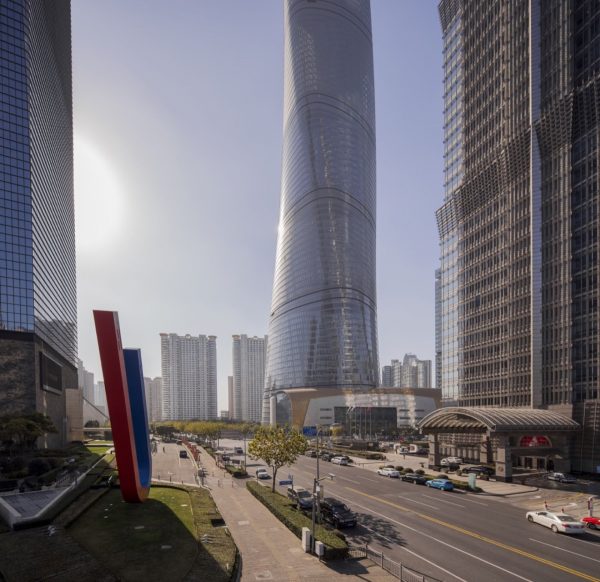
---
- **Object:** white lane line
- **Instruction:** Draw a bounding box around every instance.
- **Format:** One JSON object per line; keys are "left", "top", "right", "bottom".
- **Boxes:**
{"left": 360, "top": 524, "right": 467, "bottom": 582}
{"left": 336, "top": 491, "right": 534, "bottom": 582}
{"left": 361, "top": 477, "right": 379, "bottom": 483}
{"left": 462, "top": 497, "right": 489, "bottom": 507}
{"left": 336, "top": 476, "right": 361, "bottom": 485}
{"left": 397, "top": 496, "right": 440, "bottom": 510}
{"left": 529, "top": 538, "right": 600, "bottom": 563}
{"left": 422, "top": 494, "right": 465, "bottom": 508}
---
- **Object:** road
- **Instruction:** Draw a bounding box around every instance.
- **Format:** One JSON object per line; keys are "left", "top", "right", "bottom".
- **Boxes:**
{"left": 151, "top": 442, "right": 199, "bottom": 486}
{"left": 277, "top": 456, "right": 600, "bottom": 582}
{"left": 154, "top": 440, "right": 600, "bottom": 581}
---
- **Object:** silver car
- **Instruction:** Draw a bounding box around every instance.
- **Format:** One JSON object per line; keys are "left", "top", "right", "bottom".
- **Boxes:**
{"left": 526, "top": 511, "right": 585, "bottom": 534}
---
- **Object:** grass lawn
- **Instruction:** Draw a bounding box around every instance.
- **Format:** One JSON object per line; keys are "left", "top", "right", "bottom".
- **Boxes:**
{"left": 69, "top": 485, "right": 236, "bottom": 581}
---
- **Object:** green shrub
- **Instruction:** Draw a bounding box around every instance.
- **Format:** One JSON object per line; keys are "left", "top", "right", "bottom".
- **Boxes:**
{"left": 394, "top": 466, "right": 404, "bottom": 471}
{"left": 247, "top": 481, "right": 348, "bottom": 560}
{"left": 28, "top": 458, "right": 51, "bottom": 476}
{"left": 415, "top": 469, "right": 425, "bottom": 475}
{"left": 225, "top": 465, "right": 247, "bottom": 478}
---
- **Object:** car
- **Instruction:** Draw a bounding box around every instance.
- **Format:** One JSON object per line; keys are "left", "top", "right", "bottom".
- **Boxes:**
{"left": 234, "top": 447, "right": 244, "bottom": 455}
{"left": 287, "top": 486, "right": 313, "bottom": 511}
{"left": 464, "top": 465, "right": 494, "bottom": 476}
{"left": 331, "top": 456, "right": 349, "bottom": 465}
{"left": 401, "top": 473, "right": 428, "bottom": 485}
{"left": 377, "top": 467, "right": 400, "bottom": 478}
{"left": 305, "top": 450, "right": 317, "bottom": 458}
{"left": 320, "top": 498, "right": 357, "bottom": 528}
{"left": 547, "top": 472, "right": 577, "bottom": 483}
{"left": 179, "top": 449, "right": 188, "bottom": 459}
{"left": 581, "top": 516, "right": 600, "bottom": 530}
{"left": 425, "top": 479, "right": 454, "bottom": 491}
{"left": 320, "top": 452, "right": 333, "bottom": 462}
{"left": 526, "top": 511, "right": 585, "bottom": 534}
{"left": 221, "top": 454, "right": 231, "bottom": 462}
{"left": 441, "top": 457, "right": 463, "bottom": 465}
{"left": 256, "top": 468, "right": 270, "bottom": 480}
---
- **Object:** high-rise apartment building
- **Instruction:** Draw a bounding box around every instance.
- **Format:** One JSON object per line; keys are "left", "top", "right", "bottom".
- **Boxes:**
{"left": 160, "top": 333, "right": 217, "bottom": 421}
{"left": 381, "top": 365, "right": 393, "bottom": 387}
{"left": 232, "top": 334, "right": 267, "bottom": 423}
{"left": 94, "top": 381, "right": 106, "bottom": 415}
{"left": 0, "top": 0, "right": 77, "bottom": 446}
{"left": 227, "top": 375, "right": 234, "bottom": 420}
{"left": 143, "top": 376, "right": 162, "bottom": 422}
{"left": 382, "top": 355, "right": 432, "bottom": 389}
{"left": 263, "top": 0, "right": 379, "bottom": 423}
{"left": 434, "top": 0, "right": 600, "bottom": 471}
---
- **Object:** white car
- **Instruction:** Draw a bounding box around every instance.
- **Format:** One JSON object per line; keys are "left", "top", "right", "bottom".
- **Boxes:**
{"left": 526, "top": 511, "right": 585, "bottom": 534}
{"left": 441, "top": 457, "right": 463, "bottom": 466}
{"left": 377, "top": 467, "right": 400, "bottom": 478}
{"left": 255, "top": 468, "right": 270, "bottom": 480}
{"left": 331, "top": 457, "right": 349, "bottom": 465}
{"left": 547, "top": 472, "right": 577, "bottom": 483}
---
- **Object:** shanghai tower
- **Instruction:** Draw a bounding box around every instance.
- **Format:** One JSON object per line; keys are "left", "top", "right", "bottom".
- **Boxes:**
{"left": 264, "top": 0, "right": 379, "bottom": 423}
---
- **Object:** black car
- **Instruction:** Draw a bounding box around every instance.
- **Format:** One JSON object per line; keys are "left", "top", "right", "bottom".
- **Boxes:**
{"left": 287, "top": 486, "right": 313, "bottom": 511}
{"left": 179, "top": 449, "right": 188, "bottom": 459}
{"left": 401, "top": 473, "right": 428, "bottom": 485}
{"left": 464, "top": 465, "right": 494, "bottom": 476}
{"left": 320, "top": 452, "right": 333, "bottom": 462}
{"left": 320, "top": 498, "right": 357, "bottom": 528}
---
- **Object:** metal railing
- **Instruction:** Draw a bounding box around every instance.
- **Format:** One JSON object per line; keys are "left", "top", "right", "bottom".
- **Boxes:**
{"left": 349, "top": 545, "right": 442, "bottom": 582}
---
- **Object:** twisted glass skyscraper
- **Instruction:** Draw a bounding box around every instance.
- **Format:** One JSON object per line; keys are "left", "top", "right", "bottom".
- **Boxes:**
{"left": 264, "top": 0, "right": 379, "bottom": 422}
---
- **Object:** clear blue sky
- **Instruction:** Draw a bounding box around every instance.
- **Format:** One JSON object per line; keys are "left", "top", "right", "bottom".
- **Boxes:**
{"left": 72, "top": 1, "right": 443, "bottom": 410}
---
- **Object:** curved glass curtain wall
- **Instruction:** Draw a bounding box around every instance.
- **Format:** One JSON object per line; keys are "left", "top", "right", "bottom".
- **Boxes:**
{"left": 264, "top": 0, "right": 379, "bottom": 420}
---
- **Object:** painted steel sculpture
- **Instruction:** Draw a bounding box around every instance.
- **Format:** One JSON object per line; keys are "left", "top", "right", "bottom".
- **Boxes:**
{"left": 94, "top": 310, "right": 151, "bottom": 502}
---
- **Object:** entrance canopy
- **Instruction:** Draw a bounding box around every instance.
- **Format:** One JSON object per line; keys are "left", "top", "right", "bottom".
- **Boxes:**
{"left": 419, "top": 407, "right": 580, "bottom": 433}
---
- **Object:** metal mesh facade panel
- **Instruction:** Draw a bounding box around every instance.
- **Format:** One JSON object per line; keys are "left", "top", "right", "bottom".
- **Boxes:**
{"left": 264, "top": 0, "right": 378, "bottom": 415}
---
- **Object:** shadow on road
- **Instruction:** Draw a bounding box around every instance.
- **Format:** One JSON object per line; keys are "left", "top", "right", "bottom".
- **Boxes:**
{"left": 344, "top": 511, "right": 406, "bottom": 549}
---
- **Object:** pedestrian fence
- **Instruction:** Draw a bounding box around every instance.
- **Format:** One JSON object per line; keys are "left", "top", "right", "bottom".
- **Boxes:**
{"left": 348, "top": 545, "right": 442, "bottom": 582}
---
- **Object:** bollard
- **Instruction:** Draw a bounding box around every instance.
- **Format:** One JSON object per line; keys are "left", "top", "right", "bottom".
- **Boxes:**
{"left": 169, "top": 475, "right": 172, "bottom": 483}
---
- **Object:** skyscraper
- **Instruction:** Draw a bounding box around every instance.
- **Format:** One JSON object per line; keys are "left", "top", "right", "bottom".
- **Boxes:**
{"left": 232, "top": 334, "right": 267, "bottom": 423}
{"left": 264, "top": 0, "right": 379, "bottom": 422}
{"left": 160, "top": 333, "right": 217, "bottom": 421}
{"left": 143, "top": 376, "right": 162, "bottom": 422}
{"left": 382, "top": 355, "right": 432, "bottom": 389}
{"left": 0, "top": 0, "right": 76, "bottom": 447}
{"left": 381, "top": 365, "right": 393, "bottom": 387}
{"left": 434, "top": 0, "right": 600, "bottom": 471}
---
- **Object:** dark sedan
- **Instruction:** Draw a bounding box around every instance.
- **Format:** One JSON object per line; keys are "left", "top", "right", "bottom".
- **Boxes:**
{"left": 401, "top": 473, "right": 428, "bottom": 485}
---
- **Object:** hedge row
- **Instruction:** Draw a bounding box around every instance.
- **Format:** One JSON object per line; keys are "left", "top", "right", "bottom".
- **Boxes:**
{"left": 224, "top": 464, "right": 247, "bottom": 478}
{"left": 246, "top": 481, "right": 348, "bottom": 560}
{"left": 326, "top": 448, "right": 385, "bottom": 461}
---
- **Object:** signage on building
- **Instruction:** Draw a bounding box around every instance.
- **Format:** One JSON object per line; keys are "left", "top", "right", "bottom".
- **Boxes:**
{"left": 303, "top": 426, "right": 318, "bottom": 437}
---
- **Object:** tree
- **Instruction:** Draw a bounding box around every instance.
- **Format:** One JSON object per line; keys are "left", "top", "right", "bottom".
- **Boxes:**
{"left": 0, "top": 413, "right": 57, "bottom": 454}
{"left": 247, "top": 426, "right": 308, "bottom": 492}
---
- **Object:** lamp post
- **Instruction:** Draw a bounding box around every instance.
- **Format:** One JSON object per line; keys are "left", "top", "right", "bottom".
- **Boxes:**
{"left": 311, "top": 473, "right": 334, "bottom": 554}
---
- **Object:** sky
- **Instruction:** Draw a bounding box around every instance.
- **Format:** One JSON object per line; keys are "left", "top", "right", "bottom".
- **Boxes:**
{"left": 72, "top": 1, "right": 443, "bottom": 411}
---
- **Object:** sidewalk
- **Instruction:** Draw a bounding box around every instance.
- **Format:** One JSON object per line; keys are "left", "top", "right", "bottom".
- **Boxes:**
{"left": 349, "top": 451, "right": 539, "bottom": 496}
{"left": 197, "top": 448, "right": 396, "bottom": 582}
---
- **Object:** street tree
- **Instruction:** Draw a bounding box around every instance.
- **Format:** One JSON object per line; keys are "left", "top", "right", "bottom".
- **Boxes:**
{"left": 248, "top": 425, "right": 308, "bottom": 492}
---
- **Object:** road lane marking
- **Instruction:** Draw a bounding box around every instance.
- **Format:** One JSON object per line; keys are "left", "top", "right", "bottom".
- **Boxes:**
{"left": 528, "top": 539, "right": 600, "bottom": 564}
{"left": 396, "top": 496, "right": 439, "bottom": 510}
{"left": 360, "top": 524, "right": 468, "bottom": 582}
{"left": 422, "top": 494, "right": 465, "bottom": 508}
{"left": 361, "top": 477, "right": 379, "bottom": 483}
{"left": 345, "top": 487, "right": 600, "bottom": 582}
{"left": 336, "top": 476, "right": 361, "bottom": 484}
{"left": 460, "top": 497, "right": 488, "bottom": 507}
{"left": 336, "top": 491, "right": 534, "bottom": 582}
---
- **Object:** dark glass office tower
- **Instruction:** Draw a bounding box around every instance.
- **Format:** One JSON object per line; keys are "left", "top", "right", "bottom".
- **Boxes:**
{"left": 0, "top": 0, "right": 77, "bottom": 445}
{"left": 264, "top": 0, "right": 379, "bottom": 422}
{"left": 435, "top": 0, "right": 600, "bottom": 472}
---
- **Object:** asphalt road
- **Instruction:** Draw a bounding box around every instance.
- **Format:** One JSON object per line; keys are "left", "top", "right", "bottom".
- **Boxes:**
{"left": 278, "top": 456, "right": 600, "bottom": 582}
{"left": 151, "top": 443, "right": 199, "bottom": 486}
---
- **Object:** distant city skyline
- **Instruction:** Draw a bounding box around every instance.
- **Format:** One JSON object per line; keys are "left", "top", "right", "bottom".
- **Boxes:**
{"left": 71, "top": 1, "right": 443, "bottom": 411}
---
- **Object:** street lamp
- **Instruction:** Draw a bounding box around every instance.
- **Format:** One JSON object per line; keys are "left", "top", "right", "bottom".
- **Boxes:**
{"left": 311, "top": 472, "right": 334, "bottom": 554}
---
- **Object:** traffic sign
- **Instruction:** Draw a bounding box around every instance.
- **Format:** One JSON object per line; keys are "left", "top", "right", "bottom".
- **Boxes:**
{"left": 303, "top": 426, "right": 317, "bottom": 437}
{"left": 279, "top": 479, "right": 293, "bottom": 486}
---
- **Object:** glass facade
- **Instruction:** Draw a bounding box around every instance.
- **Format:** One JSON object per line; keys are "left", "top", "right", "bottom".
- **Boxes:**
{"left": 436, "top": 2, "right": 462, "bottom": 405}
{"left": 0, "top": 0, "right": 76, "bottom": 365}
{"left": 264, "top": 0, "right": 379, "bottom": 419}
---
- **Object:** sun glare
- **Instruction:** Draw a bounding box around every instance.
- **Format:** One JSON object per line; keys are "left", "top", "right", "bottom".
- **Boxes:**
{"left": 74, "top": 134, "right": 124, "bottom": 254}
